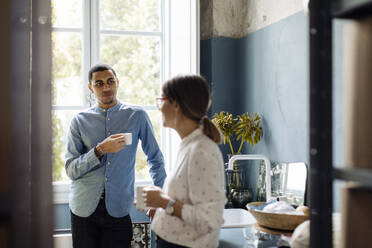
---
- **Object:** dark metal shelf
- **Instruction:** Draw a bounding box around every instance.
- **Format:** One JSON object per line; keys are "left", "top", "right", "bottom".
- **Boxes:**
{"left": 333, "top": 168, "right": 372, "bottom": 188}
{"left": 332, "top": 0, "right": 372, "bottom": 18}
{"left": 310, "top": 0, "right": 372, "bottom": 246}
{"left": 0, "top": 194, "right": 11, "bottom": 220}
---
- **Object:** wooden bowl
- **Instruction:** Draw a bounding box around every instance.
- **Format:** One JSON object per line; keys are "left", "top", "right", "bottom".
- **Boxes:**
{"left": 246, "top": 202, "right": 309, "bottom": 231}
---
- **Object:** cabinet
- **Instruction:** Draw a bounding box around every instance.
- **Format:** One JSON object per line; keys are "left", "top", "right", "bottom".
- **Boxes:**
{"left": 309, "top": 0, "right": 372, "bottom": 247}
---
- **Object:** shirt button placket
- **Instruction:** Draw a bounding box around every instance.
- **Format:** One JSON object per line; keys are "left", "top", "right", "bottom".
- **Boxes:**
{"left": 107, "top": 113, "right": 111, "bottom": 136}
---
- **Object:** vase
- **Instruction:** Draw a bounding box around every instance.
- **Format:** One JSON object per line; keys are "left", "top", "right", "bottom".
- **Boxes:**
{"left": 224, "top": 167, "right": 245, "bottom": 208}
{"left": 224, "top": 154, "right": 244, "bottom": 208}
{"left": 231, "top": 188, "right": 253, "bottom": 209}
{"left": 224, "top": 169, "right": 234, "bottom": 208}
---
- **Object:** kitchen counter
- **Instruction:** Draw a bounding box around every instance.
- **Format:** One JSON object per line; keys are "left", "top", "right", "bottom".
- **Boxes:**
{"left": 219, "top": 208, "right": 287, "bottom": 248}
{"left": 219, "top": 226, "right": 283, "bottom": 248}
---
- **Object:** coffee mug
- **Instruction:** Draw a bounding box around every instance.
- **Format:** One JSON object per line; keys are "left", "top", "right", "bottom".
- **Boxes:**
{"left": 123, "top": 133, "right": 132, "bottom": 145}
{"left": 135, "top": 185, "right": 146, "bottom": 210}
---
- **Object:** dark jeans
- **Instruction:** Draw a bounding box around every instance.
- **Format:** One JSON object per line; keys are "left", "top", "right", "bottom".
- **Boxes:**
{"left": 156, "top": 236, "right": 189, "bottom": 248}
{"left": 71, "top": 198, "right": 133, "bottom": 248}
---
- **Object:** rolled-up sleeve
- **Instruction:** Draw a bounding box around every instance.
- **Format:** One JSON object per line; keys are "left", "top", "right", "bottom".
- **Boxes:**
{"left": 65, "top": 117, "right": 101, "bottom": 180}
{"left": 181, "top": 150, "right": 226, "bottom": 235}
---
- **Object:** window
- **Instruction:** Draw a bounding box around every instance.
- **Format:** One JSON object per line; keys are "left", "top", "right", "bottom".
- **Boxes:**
{"left": 52, "top": 0, "right": 199, "bottom": 201}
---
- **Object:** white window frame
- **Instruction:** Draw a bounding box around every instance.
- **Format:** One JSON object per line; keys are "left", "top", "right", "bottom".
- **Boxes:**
{"left": 53, "top": 0, "right": 200, "bottom": 204}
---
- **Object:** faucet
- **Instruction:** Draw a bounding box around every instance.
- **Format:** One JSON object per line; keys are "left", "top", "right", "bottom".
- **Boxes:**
{"left": 227, "top": 154, "right": 272, "bottom": 201}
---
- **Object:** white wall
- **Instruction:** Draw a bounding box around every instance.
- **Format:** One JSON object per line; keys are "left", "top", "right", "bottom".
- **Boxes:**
{"left": 201, "top": 0, "right": 306, "bottom": 39}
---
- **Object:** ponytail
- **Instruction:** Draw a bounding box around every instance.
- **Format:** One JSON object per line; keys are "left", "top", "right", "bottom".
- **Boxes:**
{"left": 200, "top": 116, "right": 222, "bottom": 144}
{"left": 162, "top": 74, "right": 221, "bottom": 143}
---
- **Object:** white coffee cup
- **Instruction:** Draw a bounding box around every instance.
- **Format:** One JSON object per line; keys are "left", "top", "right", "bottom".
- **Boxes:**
{"left": 135, "top": 186, "right": 146, "bottom": 210}
{"left": 123, "top": 133, "right": 132, "bottom": 145}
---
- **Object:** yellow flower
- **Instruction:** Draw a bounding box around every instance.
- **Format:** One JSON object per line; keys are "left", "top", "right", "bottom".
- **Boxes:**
{"left": 212, "top": 111, "right": 263, "bottom": 155}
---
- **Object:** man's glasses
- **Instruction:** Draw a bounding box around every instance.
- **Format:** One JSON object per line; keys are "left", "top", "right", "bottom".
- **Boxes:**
{"left": 155, "top": 97, "right": 168, "bottom": 109}
{"left": 92, "top": 78, "right": 116, "bottom": 88}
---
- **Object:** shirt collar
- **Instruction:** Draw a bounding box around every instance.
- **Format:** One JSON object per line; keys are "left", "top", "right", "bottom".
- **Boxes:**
{"left": 95, "top": 101, "right": 122, "bottom": 113}
{"left": 180, "top": 127, "right": 203, "bottom": 148}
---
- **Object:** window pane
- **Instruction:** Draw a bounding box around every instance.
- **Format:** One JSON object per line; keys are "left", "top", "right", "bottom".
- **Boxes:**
{"left": 135, "top": 110, "right": 162, "bottom": 181}
{"left": 100, "top": 35, "right": 160, "bottom": 106}
{"left": 52, "top": 32, "right": 83, "bottom": 106}
{"left": 53, "top": 110, "right": 81, "bottom": 182}
{"left": 100, "top": 0, "right": 160, "bottom": 32}
{"left": 148, "top": 110, "right": 162, "bottom": 141}
{"left": 51, "top": 0, "right": 82, "bottom": 28}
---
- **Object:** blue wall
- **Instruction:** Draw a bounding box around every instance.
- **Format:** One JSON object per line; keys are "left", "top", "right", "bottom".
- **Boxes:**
{"left": 201, "top": 11, "right": 345, "bottom": 210}
{"left": 202, "top": 12, "right": 310, "bottom": 163}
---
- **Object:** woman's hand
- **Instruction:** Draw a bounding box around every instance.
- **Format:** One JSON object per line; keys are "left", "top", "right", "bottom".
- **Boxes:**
{"left": 143, "top": 185, "right": 184, "bottom": 220}
{"left": 146, "top": 208, "right": 156, "bottom": 218}
{"left": 143, "top": 185, "right": 169, "bottom": 209}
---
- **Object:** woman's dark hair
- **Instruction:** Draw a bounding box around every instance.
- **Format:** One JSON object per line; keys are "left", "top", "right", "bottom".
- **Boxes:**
{"left": 162, "top": 74, "right": 222, "bottom": 143}
{"left": 88, "top": 63, "right": 117, "bottom": 83}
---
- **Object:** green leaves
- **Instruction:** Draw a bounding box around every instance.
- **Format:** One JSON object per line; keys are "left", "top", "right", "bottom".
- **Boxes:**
{"left": 212, "top": 111, "right": 263, "bottom": 155}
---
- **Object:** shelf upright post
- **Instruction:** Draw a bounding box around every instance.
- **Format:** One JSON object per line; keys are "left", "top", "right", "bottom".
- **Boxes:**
{"left": 309, "top": 0, "right": 333, "bottom": 247}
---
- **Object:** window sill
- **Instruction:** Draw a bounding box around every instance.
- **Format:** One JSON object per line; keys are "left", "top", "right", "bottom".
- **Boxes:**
{"left": 53, "top": 180, "right": 153, "bottom": 205}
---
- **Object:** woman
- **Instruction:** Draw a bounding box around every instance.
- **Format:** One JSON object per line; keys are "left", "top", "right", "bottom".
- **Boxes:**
{"left": 143, "top": 75, "right": 227, "bottom": 248}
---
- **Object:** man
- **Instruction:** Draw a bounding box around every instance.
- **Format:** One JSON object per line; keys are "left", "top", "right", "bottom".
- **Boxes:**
{"left": 65, "top": 63, "right": 166, "bottom": 248}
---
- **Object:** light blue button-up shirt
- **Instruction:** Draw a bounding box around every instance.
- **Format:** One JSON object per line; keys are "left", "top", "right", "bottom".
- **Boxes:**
{"left": 65, "top": 102, "right": 166, "bottom": 218}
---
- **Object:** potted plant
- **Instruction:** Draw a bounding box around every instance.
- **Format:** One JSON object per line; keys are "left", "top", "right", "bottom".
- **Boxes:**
{"left": 212, "top": 111, "right": 263, "bottom": 155}
{"left": 212, "top": 111, "right": 263, "bottom": 208}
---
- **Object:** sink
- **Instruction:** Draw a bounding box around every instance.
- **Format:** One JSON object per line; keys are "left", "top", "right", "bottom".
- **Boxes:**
{"left": 222, "top": 208, "right": 256, "bottom": 228}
